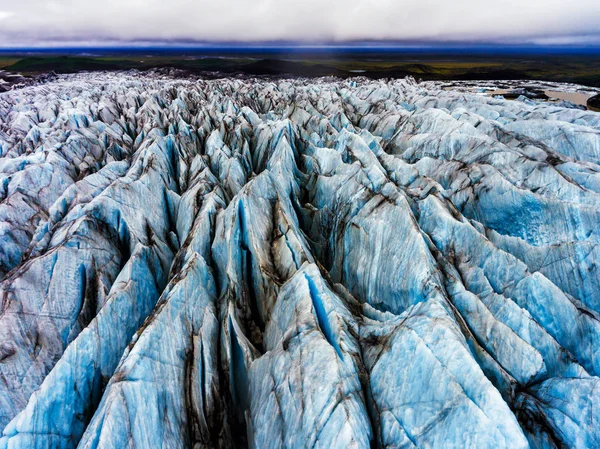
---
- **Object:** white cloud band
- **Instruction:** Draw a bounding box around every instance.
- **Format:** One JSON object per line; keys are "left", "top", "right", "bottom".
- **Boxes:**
{"left": 0, "top": 0, "right": 598, "bottom": 45}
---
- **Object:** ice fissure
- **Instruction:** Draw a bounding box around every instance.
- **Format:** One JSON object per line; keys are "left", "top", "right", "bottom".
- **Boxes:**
{"left": 0, "top": 72, "right": 599, "bottom": 448}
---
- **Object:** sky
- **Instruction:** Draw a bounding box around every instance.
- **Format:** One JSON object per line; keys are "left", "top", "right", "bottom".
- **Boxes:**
{"left": 0, "top": 0, "right": 599, "bottom": 48}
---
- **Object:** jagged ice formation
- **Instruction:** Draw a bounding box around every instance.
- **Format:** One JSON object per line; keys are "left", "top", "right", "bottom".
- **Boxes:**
{"left": 0, "top": 72, "right": 599, "bottom": 449}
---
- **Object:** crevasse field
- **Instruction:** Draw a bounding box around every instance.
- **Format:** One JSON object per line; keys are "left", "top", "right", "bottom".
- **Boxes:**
{"left": 0, "top": 72, "right": 599, "bottom": 449}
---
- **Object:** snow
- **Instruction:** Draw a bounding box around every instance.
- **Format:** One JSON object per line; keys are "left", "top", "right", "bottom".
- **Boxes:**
{"left": 0, "top": 71, "right": 598, "bottom": 448}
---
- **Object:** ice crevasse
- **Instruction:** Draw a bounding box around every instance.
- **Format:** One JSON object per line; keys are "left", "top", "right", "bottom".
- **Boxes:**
{"left": 0, "top": 72, "right": 599, "bottom": 449}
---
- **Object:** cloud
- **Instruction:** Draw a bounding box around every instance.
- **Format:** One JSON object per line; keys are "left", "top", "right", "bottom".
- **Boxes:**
{"left": 0, "top": 0, "right": 599, "bottom": 46}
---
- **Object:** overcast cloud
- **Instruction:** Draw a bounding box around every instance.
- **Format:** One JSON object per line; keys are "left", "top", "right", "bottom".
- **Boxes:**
{"left": 0, "top": 0, "right": 599, "bottom": 46}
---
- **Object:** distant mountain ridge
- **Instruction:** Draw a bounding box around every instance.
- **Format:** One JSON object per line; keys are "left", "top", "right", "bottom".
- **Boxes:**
{"left": 2, "top": 53, "right": 600, "bottom": 86}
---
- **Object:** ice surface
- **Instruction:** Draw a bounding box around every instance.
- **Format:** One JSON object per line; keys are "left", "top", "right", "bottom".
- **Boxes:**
{"left": 0, "top": 72, "right": 599, "bottom": 448}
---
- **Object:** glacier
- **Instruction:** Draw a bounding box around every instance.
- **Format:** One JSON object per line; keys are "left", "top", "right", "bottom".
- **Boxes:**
{"left": 0, "top": 71, "right": 599, "bottom": 449}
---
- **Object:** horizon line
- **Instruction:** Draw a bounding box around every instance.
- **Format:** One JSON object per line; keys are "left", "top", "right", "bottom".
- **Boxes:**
{"left": 2, "top": 42, "right": 600, "bottom": 54}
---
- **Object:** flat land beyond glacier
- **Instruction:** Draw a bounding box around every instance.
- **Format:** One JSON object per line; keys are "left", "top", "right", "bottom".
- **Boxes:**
{"left": 0, "top": 71, "right": 599, "bottom": 449}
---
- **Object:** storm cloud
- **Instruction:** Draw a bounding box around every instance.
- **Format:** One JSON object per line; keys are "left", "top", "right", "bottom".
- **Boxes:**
{"left": 0, "top": 0, "right": 599, "bottom": 46}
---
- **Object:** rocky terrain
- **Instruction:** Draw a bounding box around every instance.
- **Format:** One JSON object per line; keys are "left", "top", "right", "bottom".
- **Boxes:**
{"left": 0, "top": 72, "right": 599, "bottom": 449}
{"left": 0, "top": 71, "right": 29, "bottom": 93}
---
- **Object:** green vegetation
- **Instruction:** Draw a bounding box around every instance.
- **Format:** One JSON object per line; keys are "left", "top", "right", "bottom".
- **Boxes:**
{"left": 0, "top": 57, "right": 22, "bottom": 69}
{"left": 2, "top": 53, "right": 600, "bottom": 87}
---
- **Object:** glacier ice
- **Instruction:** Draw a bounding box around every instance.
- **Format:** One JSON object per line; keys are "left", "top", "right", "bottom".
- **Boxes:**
{"left": 0, "top": 71, "right": 599, "bottom": 449}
